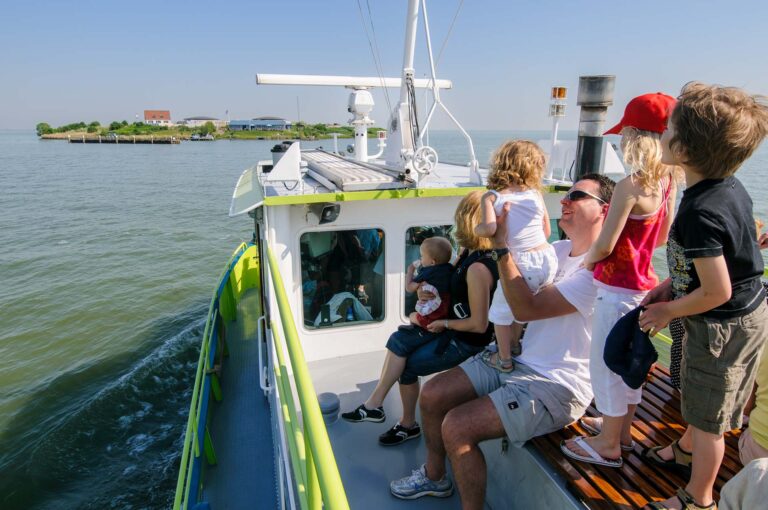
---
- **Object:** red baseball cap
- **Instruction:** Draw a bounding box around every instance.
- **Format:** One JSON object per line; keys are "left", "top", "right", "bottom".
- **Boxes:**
{"left": 604, "top": 92, "right": 676, "bottom": 135}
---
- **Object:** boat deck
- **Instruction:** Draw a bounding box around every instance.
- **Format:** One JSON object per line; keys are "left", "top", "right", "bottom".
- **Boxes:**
{"left": 203, "top": 291, "right": 278, "bottom": 510}
{"left": 309, "top": 350, "right": 463, "bottom": 510}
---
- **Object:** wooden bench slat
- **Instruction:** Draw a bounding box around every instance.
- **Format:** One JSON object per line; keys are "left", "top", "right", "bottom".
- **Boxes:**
{"left": 532, "top": 367, "right": 744, "bottom": 509}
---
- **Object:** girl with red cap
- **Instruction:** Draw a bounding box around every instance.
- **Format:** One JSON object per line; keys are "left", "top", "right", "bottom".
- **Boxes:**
{"left": 561, "top": 92, "right": 679, "bottom": 467}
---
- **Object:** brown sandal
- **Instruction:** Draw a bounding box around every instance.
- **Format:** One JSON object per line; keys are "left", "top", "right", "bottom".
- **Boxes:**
{"left": 645, "top": 487, "right": 717, "bottom": 509}
{"left": 641, "top": 439, "right": 692, "bottom": 477}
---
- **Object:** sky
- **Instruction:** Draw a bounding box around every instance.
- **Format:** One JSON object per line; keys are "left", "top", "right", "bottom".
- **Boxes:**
{"left": 1, "top": 0, "right": 767, "bottom": 131}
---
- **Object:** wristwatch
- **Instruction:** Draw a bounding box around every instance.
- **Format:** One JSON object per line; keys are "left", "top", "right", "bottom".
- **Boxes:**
{"left": 490, "top": 248, "right": 510, "bottom": 261}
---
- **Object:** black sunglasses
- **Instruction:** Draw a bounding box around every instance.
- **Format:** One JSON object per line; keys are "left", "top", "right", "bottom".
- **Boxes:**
{"left": 563, "top": 189, "right": 607, "bottom": 204}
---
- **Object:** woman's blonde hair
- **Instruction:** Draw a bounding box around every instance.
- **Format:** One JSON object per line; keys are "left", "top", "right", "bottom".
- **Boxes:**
{"left": 452, "top": 190, "right": 493, "bottom": 251}
{"left": 620, "top": 127, "right": 678, "bottom": 188}
{"left": 487, "top": 140, "right": 545, "bottom": 192}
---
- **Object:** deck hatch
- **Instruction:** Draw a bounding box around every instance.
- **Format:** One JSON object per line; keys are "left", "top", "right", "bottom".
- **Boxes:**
{"left": 303, "top": 150, "right": 409, "bottom": 192}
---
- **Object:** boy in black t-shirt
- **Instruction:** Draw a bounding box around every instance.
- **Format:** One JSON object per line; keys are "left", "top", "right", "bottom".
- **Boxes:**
{"left": 639, "top": 82, "right": 768, "bottom": 510}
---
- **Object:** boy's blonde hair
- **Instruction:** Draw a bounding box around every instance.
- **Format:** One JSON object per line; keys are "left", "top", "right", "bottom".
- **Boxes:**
{"left": 670, "top": 82, "right": 768, "bottom": 178}
{"left": 487, "top": 140, "right": 545, "bottom": 192}
{"left": 421, "top": 236, "right": 453, "bottom": 265}
{"left": 620, "top": 127, "right": 677, "bottom": 189}
{"left": 452, "top": 190, "right": 493, "bottom": 251}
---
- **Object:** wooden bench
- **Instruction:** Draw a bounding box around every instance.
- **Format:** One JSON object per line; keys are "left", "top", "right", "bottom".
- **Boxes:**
{"left": 531, "top": 365, "right": 743, "bottom": 509}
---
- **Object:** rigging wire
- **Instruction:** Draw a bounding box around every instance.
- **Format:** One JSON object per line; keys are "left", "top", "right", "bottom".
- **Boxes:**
{"left": 356, "top": 0, "right": 392, "bottom": 114}
{"left": 435, "top": 0, "right": 465, "bottom": 68}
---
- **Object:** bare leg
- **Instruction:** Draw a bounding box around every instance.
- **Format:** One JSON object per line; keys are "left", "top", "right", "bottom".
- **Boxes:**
{"left": 623, "top": 404, "right": 637, "bottom": 446}
{"left": 399, "top": 380, "right": 420, "bottom": 428}
{"left": 420, "top": 367, "right": 478, "bottom": 481}
{"left": 509, "top": 321, "right": 524, "bottom": 356}
{"left": 686, "top": 427, "right": 722, "bottom": 505}
{"left": 487, "top": 324, "right": 514, "bottom": 370}
{"left": 653, "top": 426, "right": 721, "bottom": 508}
{"left": 564, "top": 413, "right": 624, "bottom": 460}
{"left": 494, "top": 324, "right": 513, "bottom": 360}
{"left": 364, "top": 350, "right": 406, "bottom": 409}
{"left": 580, "top": 404, "right": 637, "bottom": 447}
{"left": 442, "top": 396, "right": 506, "bottom": 510}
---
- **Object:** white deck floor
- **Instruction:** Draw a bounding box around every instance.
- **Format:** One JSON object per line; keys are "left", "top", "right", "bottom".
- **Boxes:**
{"left": 308, "top": 350, "right": 463, "bottom": 510}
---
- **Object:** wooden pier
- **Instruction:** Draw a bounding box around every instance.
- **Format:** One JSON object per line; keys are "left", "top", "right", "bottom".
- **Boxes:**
{"left": 67, "top": 135, "right": 180, "bottom": 144}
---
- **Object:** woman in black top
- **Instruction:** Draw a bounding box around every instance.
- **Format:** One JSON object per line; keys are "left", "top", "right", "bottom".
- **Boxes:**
{"left": 342, "top": 191, "right": 499, "bottom": 446}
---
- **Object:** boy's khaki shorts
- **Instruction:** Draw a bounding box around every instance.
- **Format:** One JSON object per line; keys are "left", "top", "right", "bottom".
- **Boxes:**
{"left": 681, "top": 301, "right": 768, "bottom": 435}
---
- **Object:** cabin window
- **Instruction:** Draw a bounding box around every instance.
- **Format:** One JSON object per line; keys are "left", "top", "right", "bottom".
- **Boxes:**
{"left": 299, "top": 229, "right": 384, "bottom": 328}
{"left": 404, "top": 226, "right": 456, "bottom": 316}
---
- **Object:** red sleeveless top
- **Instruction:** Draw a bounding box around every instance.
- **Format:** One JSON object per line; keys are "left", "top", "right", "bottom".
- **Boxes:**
{"left": 593, "top": 178, "right": 672, "bottom": 292}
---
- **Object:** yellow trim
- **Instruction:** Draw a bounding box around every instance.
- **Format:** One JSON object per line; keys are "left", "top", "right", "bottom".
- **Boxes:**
{"left": 175, "top": 243, "right": 250, "bottom": 510}
{"left": 261, "top": 185, "right": 567, "bottom": 206}
{"left": 266, "top": 246, "right": 350, "bottom": 509}
{"left": 262, "top": 186, "right": 484, "bottom": 206}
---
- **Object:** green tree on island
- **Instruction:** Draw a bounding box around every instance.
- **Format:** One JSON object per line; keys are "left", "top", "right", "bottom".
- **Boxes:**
{"left": 199, "top": 121, "right": 216, "bottom": 136}
{"left": 36, "top": 123, "right": 53, "bottom": 136}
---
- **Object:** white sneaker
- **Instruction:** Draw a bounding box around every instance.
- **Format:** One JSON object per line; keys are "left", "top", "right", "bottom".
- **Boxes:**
{"left": 390, "top": 464, "right": 453, "bottom": 500}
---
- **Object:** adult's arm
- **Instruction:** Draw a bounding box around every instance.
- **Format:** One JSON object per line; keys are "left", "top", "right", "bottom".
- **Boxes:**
{"left": 426, "top": 262, "right": 493, "bottom": 334}
{"left": 492, "top": 203, "right": 579, "bottom": 322}
{"left": 495, "top": 252, "right": 578, "bottom": 322}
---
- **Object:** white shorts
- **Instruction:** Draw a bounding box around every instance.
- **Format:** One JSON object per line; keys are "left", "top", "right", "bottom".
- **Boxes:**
{"left": 488, "top": 245, "right": 557, "bottom": 326}
{"left": 590, "top": 287, "right": 647, "bottom": 417}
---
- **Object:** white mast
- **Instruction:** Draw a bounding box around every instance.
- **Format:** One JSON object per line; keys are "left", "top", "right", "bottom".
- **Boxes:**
{"left": 383, "top": 0, "right": 420, "bottom": 171}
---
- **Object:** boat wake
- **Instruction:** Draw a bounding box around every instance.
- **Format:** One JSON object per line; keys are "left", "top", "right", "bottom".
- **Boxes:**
{"left": 0, "top": 306, "right": 207, "bottom": 510}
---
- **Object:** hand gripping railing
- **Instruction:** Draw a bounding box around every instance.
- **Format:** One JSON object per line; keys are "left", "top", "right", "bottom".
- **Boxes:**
{"left": 174, "top": 243, "right": 249, "bottom": 510}
{"left": 266, "top": 246, "right": 350, "bottom": 510}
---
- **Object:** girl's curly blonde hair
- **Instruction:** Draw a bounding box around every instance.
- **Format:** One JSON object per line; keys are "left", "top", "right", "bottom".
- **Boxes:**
{"left": 487, "top": 140, "right": 545, "bottom": 192}
{"left": 620, "top": 127, "right": 679, "bottom": 188}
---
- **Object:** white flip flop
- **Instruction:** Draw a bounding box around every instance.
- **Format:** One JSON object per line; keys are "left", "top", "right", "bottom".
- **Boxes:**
{"left": 578, "top": 416, "right": 636, "bottom": 452}
{"left": 560, "top": 436, "right": 623, "bottom": 468}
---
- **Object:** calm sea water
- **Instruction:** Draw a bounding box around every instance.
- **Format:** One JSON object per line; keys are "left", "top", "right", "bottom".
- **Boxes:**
{"left": 1, "top": 130, "right": 766, "bottom": 509}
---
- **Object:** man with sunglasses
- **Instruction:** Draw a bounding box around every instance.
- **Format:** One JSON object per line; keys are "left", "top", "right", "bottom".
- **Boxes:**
{"left": 390, "top": 173, "right": 614, "bottom": 507}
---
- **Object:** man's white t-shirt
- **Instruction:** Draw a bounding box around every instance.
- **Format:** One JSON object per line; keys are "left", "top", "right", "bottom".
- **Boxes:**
{"left": 516, "top": 240, "right": 596, "bottom": 406}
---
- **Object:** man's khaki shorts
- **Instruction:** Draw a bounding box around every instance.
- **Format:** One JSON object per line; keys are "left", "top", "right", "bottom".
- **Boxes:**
{"left": 460, "top": 352, "right": 587, "bottom": 447}
{"left": 681, "top": 301, "right": 768, "bottom": 435}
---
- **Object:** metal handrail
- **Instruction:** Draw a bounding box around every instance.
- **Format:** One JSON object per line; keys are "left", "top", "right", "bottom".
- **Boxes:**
{"left": 174, "top": 243, "right": 248, "bottom": 510}
{"left": 265, "top": 246, "right": 350, "bottom": 510}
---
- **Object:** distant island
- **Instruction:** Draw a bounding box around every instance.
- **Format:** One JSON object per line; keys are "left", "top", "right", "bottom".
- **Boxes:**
{"left": 36, "top": 121, "right": 383, "bottom": 141}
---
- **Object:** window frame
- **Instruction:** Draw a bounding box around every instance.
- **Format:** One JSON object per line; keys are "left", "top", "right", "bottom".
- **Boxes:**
{"left": 296, "top": 224, "right": 387, "bottom": 332}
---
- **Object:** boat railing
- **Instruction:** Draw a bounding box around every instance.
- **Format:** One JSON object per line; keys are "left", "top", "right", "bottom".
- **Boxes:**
{"left": 265, "top": 245, "right": 351, "bottom": 510}
{"left": 174, "top": 242, "right": 250, "bottom": 510}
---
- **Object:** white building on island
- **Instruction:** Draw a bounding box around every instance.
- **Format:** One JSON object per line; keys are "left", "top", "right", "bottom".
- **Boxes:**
{"left": 144, "top": 110, "right": 172, "bottom": 126}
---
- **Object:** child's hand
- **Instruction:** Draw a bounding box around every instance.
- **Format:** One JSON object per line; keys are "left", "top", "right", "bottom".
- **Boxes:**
{"left": 638, "top": 302, "right": 674, "bottom": 337}
{"left": 426, "top": 320, "right": 446, "bottom": 333}
{"left": 759, "top": 232, "right": 768, "bottom": 250}
{"left": 640, "top": 280, "right": 672, "bottom": 306}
